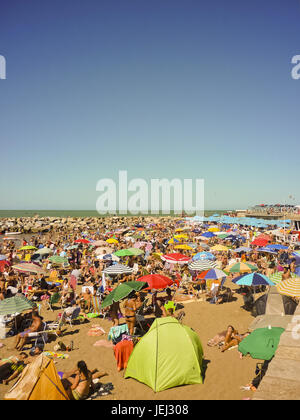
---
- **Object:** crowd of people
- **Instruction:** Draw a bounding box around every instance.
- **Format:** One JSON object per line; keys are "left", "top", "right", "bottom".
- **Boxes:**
{"left": 0, "top": 216, "right": 299, "bottom": 399}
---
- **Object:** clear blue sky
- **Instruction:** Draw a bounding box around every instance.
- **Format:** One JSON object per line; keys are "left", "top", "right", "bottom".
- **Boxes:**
{"left": 0, "top": 0, "right": 300, "bottom": 210}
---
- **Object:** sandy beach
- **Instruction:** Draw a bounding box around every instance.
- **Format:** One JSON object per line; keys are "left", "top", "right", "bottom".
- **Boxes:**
{"left": 0, "top": 279, "right": 261, "bottom": 401}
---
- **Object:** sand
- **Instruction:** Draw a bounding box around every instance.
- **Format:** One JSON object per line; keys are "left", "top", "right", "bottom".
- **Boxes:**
{"left": 0, "top": 280, "right": 262, "bottom": 401}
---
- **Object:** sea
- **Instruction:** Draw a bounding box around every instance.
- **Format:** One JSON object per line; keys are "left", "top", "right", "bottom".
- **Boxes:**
{"left": 0, "top": 210, "right": 233, "bottom": 218}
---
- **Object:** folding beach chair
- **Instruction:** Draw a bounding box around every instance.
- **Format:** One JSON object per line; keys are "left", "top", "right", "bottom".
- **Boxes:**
{"left": 90, "top": 295, "right": 108, "bottom": 319}
{"left": 134, "top": 300, "right": 150, "bottom": 335}
{"left": 28, "top": 322, "right": 49, "bottom": 347}
{"left": 47, "top": 292, "right": 62, "bottom": 311}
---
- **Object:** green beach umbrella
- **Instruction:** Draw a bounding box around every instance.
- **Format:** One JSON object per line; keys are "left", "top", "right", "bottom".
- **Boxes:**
{"left": 114, "top": 248, "right": 144, "bottom": 257}
{"left": 0, "top": 295, "right": 37, "bottom": 316}
{"left": 224, "top": 262, "right": 258, "bottom": 274}
{"left": 19, "top": 246, "right": 37, "bottom": 251}
{"left": 101, "top": 281, "right": 147, "bottom": 308}
{"left": 238, "top": 327, "right": 285, "bottom": 360}
{"left": 49, "top": 256, "right": 69, "bottom": 265}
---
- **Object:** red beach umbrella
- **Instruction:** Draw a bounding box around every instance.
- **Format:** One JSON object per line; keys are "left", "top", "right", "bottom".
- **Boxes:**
{"left": 137, "top": 274, "right": 177, "bottom": 289}
{"left": 161, "top": 253, "right": 191, "bottom": 264}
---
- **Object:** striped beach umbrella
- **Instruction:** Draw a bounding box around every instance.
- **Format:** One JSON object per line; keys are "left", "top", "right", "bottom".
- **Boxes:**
{"left": 269, "top": 271, "right": 298, "bottom": 285}
{"left": 224, "top": 262, "right": 258, "bottom": 274}
{"left": 188, "top": 260, "right": 217, "bottom": 271}
{"left": 232, "top": 273, "right": 275, "bottom": 286}
{"left": 201, "top": 268, "right": 227, "bottom": 280}
{"left": 12, "top": 263, "right": 46, "bottom": 275}
{"left": 277, "top": 277, "right": 300, "bottom": 297}
{"left": 103, "top": 263, "right": 134, "bottom": 275}
{"left": 0, "top": 295, "right": 37, "bottom": 316}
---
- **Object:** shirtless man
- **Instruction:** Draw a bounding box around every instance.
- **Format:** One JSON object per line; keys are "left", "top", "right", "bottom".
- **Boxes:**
{"left": 14, "top": 311, "right": 43, "bottom": 351}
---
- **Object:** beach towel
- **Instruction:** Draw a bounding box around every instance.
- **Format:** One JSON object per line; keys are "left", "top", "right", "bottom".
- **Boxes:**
{"left": 93, "top": 340, "right": 114, "bottom": 348}
{"left": 108, "top": 324, "right": 129, "bottom": 341}
{"left": 43, "top": 351, "right": 69, "bottom": 359}
{"left": 87, "top": 325, "right": 106, "bottom": 336}
{"left": 114, "top": 339, "right": 134, "bottom": 371}
{"left": 69, "top": 275, "right": 77, "bottom": 291}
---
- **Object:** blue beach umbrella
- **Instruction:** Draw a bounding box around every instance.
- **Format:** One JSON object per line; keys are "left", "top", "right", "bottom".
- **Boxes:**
{"left": 232, "top": 273, "right": 275, "bottom": 286}
{"left": 201, "top": 232, "right": 216, "bottom": 238}
{"left": 192, "top": 252, "right": 216, "bottom": 261}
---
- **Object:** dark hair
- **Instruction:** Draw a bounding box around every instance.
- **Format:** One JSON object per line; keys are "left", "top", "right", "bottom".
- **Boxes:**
{"left": 77, "top": 360, "right": 89, "bottom": 378}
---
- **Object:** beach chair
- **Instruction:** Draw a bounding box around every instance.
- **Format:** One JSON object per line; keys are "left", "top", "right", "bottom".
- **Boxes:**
{"left": 28, "top": 322, "right": 49, "bottom": 347}
{"left": 134, "top": 300, "right": 149, "bottom": 335}
{"left": 90, "top": 295, "right": 107, "bottom": 319}
{"left": 47, "top": 292, "right": 62, "bottom": 311}
{"left": 63, "top": 307, "right": 81, "bottom": 327}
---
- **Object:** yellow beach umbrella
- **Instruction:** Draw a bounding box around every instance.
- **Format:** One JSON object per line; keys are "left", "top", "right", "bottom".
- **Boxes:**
{"left": 277, "top": 277, "right": 300, "bottom": 298}
{"left": 175, "top": 244, "right": 193, "bottom": 250}
{"left": 208, "top": 227, "right": 220, "bottom": 232}
{"left": 174, "top": 234, "right": 189, "bottom": 240}
{"left": 106, "top": 238, "right": 119, "bottom": 244}
{"left": 210, "top": 245, "right": 228, "bottom": 252}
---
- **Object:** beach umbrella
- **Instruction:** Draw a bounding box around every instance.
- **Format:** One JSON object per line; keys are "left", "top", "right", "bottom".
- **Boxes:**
{"left": 269, "top": 271, "right": 297, "bottom": 285}
{"left": 232, "top": 273, "right": 275, "bottom": 286}
{"left": 12, "top": 263, "right": 46, "bottom": 275}
{"left": 208, "top": 227, "right": 220, "bottom": 232}
{"left": 192, "top": 252, "right": 216, "bottom": 261}
{"left": 265, "top": 244, "right": 288, "bottom": 251}
{"left": 0, "top": 294, "right": 37, "bottom": 316}
{"left": 49, "top": 256, "right": 69, "bottom": 265}
{"left": 234, "top": 247, "right": 252, "bottom": 253}
{"left": 174, "top": 244, "right": 193, "bottom": 250}
{"left": 161, "top": 253, "right": 191, "bottom": 264}
{"left": 100, "top": 281, "right": 147, "bottom": 308}
{"left": 94, "top": 246, "right": 114, "bottom": 256}
{"left": 137, "top": 274, "right": 176, "bottom": 289}
{"left": 188, "top": 260, "right": 217, "bottom": 271}
{"left": 74, "top": 239, "right": 90, "bottom": 244}
{"left": 0, "top": 260, "right": 10, "bottom": 272}
{"left": 238, "top": 327, "right": 285, "bottom": 360}
{"left": 167, "top": 238, "right": 180, "bottom": 245}
{"left": 34, "top": 248, "right": 53, "bottom": 256}
{"left": 90, "top": 240, "right": 108, "bottom": 247}
{"left": 224, "top": 262, "right": 258, "bottom": 274}
{"left": 174, "top": 234, "right": 189, "bottom": 240}
{"left": 201, "top": 268, "right": 227, "bottom": 280}
{"left": 251, "top": 238, "right": 269, "bottom": 247}
{"left": 19, "top": 246, "right": 37, "bottom": 251}
{"left": 196, "top": 242, "right": 210, "bottom": 250}
{"left": 103, "top": 263, "right": 134, "bottom": 275}
{"left": 106, "top": 238, "right": 119, "bottom": 244}
{"left": 201, "top": 232, "right": 216, "bottom": 238}
{"left": 114, "top": 248, "right": 144, "bottom": 257}
{"left": 210, "top": 245, "right": 228, "bottom": 252}
{"left": 277, "top": 277, "right": 300, "bottom": 298}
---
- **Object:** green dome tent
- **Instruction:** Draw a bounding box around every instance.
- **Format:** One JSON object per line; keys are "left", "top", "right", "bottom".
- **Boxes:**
{"left": 124, "top": 317, "right": 203, "bottom": 392}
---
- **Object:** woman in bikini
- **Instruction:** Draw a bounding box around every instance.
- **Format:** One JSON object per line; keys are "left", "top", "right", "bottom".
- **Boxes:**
{"left": 123, "top": 292, "right": 137, "bottom": 336}
{"left": 63, "top": 360, "right": 93, "bottom": 400}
